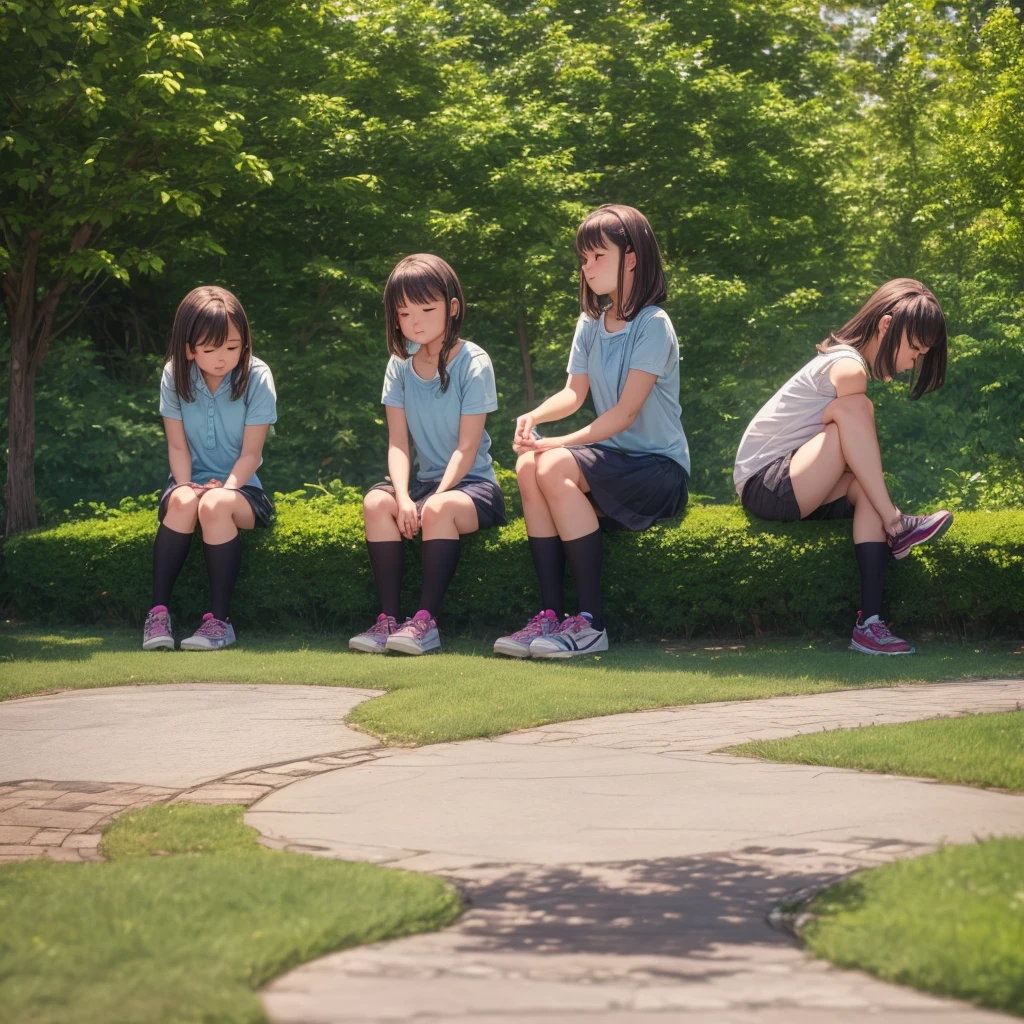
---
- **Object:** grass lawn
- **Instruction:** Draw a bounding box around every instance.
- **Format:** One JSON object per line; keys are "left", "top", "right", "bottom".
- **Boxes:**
{"left": 730, "top": 710, "right": 1024, "bottom": 791}
{"left": 801, "top": 837, "right": 1024, "bottom": 1016}
{"left": 0, "top": 803, "right": 461, "bottom": 1024}
{"left": 3, "top": 623, "right": 1022, "bottom": 744}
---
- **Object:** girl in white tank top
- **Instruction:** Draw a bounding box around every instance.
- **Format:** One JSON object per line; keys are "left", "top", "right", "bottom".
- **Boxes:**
{"left": 733, "top": 279, "right": 953, "bottom": 655}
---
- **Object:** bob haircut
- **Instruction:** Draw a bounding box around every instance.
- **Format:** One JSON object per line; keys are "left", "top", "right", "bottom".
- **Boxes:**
{"left": 575, "top": 204, "right": 667, "bottom": 321}
{"left": 383, "top": 253, "right": 465, "bottom": 393}
{"left": 167, "top": 286, "right": 252, "bottom": 404}
{"left": 821, "top": 278, "right": 947, "bottom": 399}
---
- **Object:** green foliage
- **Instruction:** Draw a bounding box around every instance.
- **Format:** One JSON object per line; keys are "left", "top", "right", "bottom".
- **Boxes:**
{"left": 6, "top": 502, "right": 1021, "bottom": 636}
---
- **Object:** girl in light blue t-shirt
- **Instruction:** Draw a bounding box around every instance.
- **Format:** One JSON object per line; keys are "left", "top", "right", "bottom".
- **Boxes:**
{"left": 349, "top": 254, "right": 506, "bottom": 656}
{"left": 493, "top": 204, "right": 690, "bottom": 660}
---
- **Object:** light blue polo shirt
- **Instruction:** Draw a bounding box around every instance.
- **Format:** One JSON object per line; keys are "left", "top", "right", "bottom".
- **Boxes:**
{"left": 566, "top": 306, "right": 690, "bottom": 473}
{"left": 159, "top": 356, "right": 277, "bottom": 488}
{"left": 381, "top": 340, "right": 498, "bottom": 485}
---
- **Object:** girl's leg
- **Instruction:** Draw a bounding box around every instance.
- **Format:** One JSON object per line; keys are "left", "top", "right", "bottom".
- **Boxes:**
{"left": 848, "top": 479, "right": 887, "bottom": 622}
{"left": 418, "top": 491, "right": 479, "bottom": 617}
{"left": 363, "top": 489, "right": 404, "bottom": 619}
{"left": 516, "top": 452, "right": 566, "bottom": 618}
{"left": 534, "top": 449, "right": 603, "bottom": 629}
{"left": 196, "top": 489, "right": 255, "bottom": 621}
{"left": 790, "top": 394, "right": 900, "bottom": 531}
{"left": 152, "top": 486, "right": 200, "bottom": 608}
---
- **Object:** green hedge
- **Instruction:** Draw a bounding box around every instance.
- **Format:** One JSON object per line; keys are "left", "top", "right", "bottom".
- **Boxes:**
{"left": 5, "top": 502, "right": 1022, "bottom": 637}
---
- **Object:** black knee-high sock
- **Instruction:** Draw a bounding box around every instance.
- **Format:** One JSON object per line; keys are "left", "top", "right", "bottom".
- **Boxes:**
{"left": 367, "top": 540, "right": 405, "bottom": 619}
{"left": 204, "top": 535, "right": 242, "bottom": 622}
{"left": 528, "top": 535, "right": 566, "bottom": 619}
{"left": 152, "top": 523, "right": 194, "bottom": 608}
{"left": 563, "top": 529, "right": 604, "bottom": 631}
{"left": 419, "top": 539, "right": 461, "bottom": 619}
{"left": 855, "top": 542, "right": 888, "bottom": 621}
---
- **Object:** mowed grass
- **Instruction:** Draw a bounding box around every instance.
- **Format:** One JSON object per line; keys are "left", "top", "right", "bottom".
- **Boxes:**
{"left": 3, "top": 623, "right": 1022, "bottom": 744}
{"left": 802, "top": 837, "right": 1024, "bottom": 1016}
{"left": 0, "top": 804, "right": 461, "bottom": 1024}
{"left": 731, "top": 710, "right": 1024, "bottom": 791}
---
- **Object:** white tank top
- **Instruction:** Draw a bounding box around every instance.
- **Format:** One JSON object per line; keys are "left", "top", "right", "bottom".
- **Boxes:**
{"left": 733, "top": 344, "right": 868, "bottom": 496}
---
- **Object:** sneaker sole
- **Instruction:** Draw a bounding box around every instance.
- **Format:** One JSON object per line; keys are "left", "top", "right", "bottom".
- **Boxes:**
{"left": 386, "top": 638, "right": 441, "bottom": 655}
{"left": 531, "top": 641, "right": 610, "bottom": 659}
{"left": 349, "top": 638, "right": 387, "bottom": 654}
{"left": 180, "top": 640, "right": 235, "bottom": 651}
{"left": 849, "top": 639, "right": 916, "bottom": 655}
{"left": 492, "top": 639, "right": 533, "bottom": 658}
{"left": 891, "top": 515, "right": 953, "bottom": 559}
{"left": 142, "top": 637, "right": 175, "bottom": 651}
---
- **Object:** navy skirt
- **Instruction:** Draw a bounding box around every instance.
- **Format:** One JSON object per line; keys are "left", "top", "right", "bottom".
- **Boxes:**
{"left": 568, "top": 444, "right": 688, "bottom": 531}
{"left": 369, "top": 476, "right": 507, "bottom": 531}
{"left": 158, "top": 478, "right": 276, "bottom": 528}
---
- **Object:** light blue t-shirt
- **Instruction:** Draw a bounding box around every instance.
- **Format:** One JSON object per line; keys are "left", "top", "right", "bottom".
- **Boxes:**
{"left": 381, "top": 340, "right": 498, "bottom": 485}
{"left": 159, "top": 356, "right": 277, "bottom": 488}
{"left": 566, "top": 306, "right": 690, "bottom": 473}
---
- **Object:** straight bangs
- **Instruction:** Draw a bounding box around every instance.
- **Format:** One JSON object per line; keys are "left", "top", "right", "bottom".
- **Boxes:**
{"left": 167, "top": 286, "right": 252, "bottom": 403}
{"left": 575, "top": 204, "right": 667, "bottom": 321}
{"left": 383, "top": 254, "right": 465, "bottom": 393}
{"left": 895, "top": 294, "right": 947, "bottom": 399}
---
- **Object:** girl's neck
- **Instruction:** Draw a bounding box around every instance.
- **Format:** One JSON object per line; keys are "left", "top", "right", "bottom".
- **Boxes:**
{"left": 200, "top": 368, "right": 229, "bottom": 394}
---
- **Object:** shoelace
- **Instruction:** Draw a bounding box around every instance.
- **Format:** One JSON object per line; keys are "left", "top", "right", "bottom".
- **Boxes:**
{"left": 367, "top": 617, "right": 394, "bottom": 637}
{"left": 145, "top": 613, "right": 170, "bottom": 637}
{"left": 866, "top": 620, "right": 896, "bottom": 640}
{"left": 195, "top": 617, "right": 227, "bottom": 639}
{"left": 553, "top": 614, "right": 586, "bottom": 634}
{"left": 398, "top": 617, "right": 432, "bottom": 638}
{"left": 512, "top": 612, "right": 550, "bottom": 639}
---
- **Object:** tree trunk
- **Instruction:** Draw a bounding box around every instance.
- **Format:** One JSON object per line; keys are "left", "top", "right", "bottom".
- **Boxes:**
{"left": 516, "top": 305, "right": 534, "bottom": 406}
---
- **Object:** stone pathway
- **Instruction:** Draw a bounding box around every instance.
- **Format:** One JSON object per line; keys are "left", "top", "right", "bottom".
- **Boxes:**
{"left": 250, "top": 679, "right": 1024, "bottom": 1023}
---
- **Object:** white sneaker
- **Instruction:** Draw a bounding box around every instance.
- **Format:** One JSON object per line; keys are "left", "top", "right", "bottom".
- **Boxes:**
{"left": 529, "top": 613, "right": 609, "bottom": 659}
{"left": 180, "top": 613, "right": 236, "bottom": 650}
{"left": 385, "top": 610, "right": 441, "bottom": 655}
{"left": 349, "top": 614, "right": 398, "bottom": 654}
{"left": 493, "top": 609, "right": 559, "bottom": 658}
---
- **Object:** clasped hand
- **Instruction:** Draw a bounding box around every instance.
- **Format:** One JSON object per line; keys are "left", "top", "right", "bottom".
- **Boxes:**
{"left": 512, "top": 413, "right": 561, "bottom": 455}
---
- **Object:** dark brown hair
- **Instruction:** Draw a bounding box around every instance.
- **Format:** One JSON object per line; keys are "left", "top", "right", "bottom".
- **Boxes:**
{"left": 383, "top": 254, "right": 465, "bottom": 393}
{"left": 166, "top": 286, "right": 252, "bottom": 403}
{"left": 575, "top": 204, "right": 667, "bottom": 321}
{"left": 821, "top": 278, "right": 947, "bottom": 399}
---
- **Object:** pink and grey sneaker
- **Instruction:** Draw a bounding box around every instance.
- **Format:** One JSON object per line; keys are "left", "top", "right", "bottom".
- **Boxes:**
{"left": 349, "top": 613, "right": 398, "bottom": 654}
{"left": 385, "top": 610, "right": 440, "bottom": 655}
{"left": 529, "top": 612, "right": 609, "bottom": 659}
{"left": 849, "top": 613, "right": 915, "bottom": 656}
{"left": 493, "top": 609, "right": 560, "bottom": 658}
{"left": 887, "top": 510, "right": 953, "bottom": 560}
{"left": 142, "top": 605, "right": 174, "bottom": 650}
{"left": 180, "top": 613, "right": 236, "bottom": 651}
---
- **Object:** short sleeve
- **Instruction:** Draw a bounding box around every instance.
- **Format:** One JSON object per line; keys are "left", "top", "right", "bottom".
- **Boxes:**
{"left": 566, "top": 315, "right": 593, "bottom": 375}
{"left": 460, "top": 348, "right": 498, "bottom": 415}
{"left": 381, "top": 356, "right": 406, "bottom": 408}
{"left": 244, "top": 363, "right": 278, "bottom": 425}
{"left": 159, "top": 363, "right": 182, "bottom": 419}
{"left": 628, "top": 311, "right": 678, "bottom": 377}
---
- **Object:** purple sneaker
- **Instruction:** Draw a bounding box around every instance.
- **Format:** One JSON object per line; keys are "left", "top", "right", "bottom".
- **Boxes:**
{"left": 142, "top": 605, "right": 174, "bottom": 650}
{"left": 385, "top": 610, "right": 440, "bottom": 655}
{"left": 888, "top": 510, "right": 953, "bottom": 560}
{"left": 180, "top": 613, "right": 236, "bottom": 651}
{"left": 849, "top": 613, "right": 915, "bottom": 655}
{"left": 529, "top": 613, "right": 609, "bottom": 659}
{"left": 493, "top": 609, "right": 559, "bottom": 658}
{"left": 349, "top": 613, "right": 398, "bottom": 654}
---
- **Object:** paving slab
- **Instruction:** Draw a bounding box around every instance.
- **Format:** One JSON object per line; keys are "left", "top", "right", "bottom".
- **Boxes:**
{"left": 0, "top": 683, "right": 381, "bottom": 788}
{"left": 254, "top": 679, "right": 1024, "bottom": 1023}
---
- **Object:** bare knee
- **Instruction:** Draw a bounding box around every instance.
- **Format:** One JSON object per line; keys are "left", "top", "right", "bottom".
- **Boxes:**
{"left": 831, "top": 393, "right": 874, "bottom": 421}
{"left": 197, "top": 489, "right": 233, "bottom": 525}
{"left": 516, "top": 451, "right": 539, "bottom": 487}
{"left": 419, "top": 496, "right": 448, "bottom": 531}
{"left": 167, "top": 486, "right": 199, "bottom": 516}
{"left": 363, "top": 489, "right": 396, "bottom": 522}
{"left": 535, "top": 451, "right": 573, "bottom": 495}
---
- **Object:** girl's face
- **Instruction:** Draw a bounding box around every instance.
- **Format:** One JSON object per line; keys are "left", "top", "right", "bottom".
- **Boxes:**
{"left": 876, "top": 314, "right": 926, "bottom": 379}
{"left": 396, "top": 294, "right": 457, "bottom": 349}
{"left": 580, "top": 233, "right": 634, "bottom": 298}
{"left": 186, "top": 323, "right": 243, "bottom": 378}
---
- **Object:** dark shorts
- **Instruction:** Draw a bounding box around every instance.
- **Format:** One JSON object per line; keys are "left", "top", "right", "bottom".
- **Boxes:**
{"left": 567, "top": 444, "right": 689, "bottom": 532}
{"left": 740, "top": 450, "right": 854, "bottom": 523}
{"left": 368, "top": 476, "right": 508, "bottom": 531}
{"left": 158, "top": 478, "right": 276, "bottom": 529}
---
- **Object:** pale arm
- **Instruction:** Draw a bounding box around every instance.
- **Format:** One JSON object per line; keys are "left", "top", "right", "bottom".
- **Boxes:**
{"left": 512, "top": 374, "right": 590, "bottom": 448}
{"left": 163, "top": 417, "right": 192, "bottom": 486}
{"left": 223, "top": 424, "right": 271, "bottom": 490}
{"left": 386, "top": 405, "right": 420, "bottom": 539}
{"left": 436, "top": 413, "right": 487, "bottom": 494}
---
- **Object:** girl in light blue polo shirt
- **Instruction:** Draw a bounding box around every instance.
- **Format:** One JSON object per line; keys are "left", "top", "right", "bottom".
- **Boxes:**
{"left": 142, "top": 286, "right": 277, "bottom": 652}
{"left": 493, "top": 204, "right": 689, "bottom": 659}
{"left": 349, "top": 254, "right": 506, "bottom": 656}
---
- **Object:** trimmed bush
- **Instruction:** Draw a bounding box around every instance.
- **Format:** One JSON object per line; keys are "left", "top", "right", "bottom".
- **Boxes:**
{"left": 4, "top": 502, "right": 1021, "bottom": 636}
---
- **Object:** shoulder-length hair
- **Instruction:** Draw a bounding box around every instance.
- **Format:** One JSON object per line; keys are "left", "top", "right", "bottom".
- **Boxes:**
{"left": 383, "top": 253, "right": 465, "bottom": 393}
{"left": 575, "top": 204, "right": 667, "bottom": 321}
{"left": 821, "top": 279, "right": 947, "bottom": 399}
{"left": 166, "top": 286, "right": 252, "bottom": 403}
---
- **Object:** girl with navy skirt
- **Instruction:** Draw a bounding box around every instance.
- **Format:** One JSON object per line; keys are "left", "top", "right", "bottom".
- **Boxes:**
{"left": 493, "top": 205, "right": 689, "bottom": 658}
{"left": 349, "top": 254, "right": 506, "bottom": 656}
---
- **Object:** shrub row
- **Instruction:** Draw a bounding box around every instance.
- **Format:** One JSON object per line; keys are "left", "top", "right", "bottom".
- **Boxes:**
{"left": 5, "top": 502, "right": 1022, "bottom": 637}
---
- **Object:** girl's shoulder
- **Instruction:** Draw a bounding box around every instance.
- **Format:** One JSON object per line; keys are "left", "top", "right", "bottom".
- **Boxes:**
{"left": 249, "top": 355, "right": 274, "bottom": 378}
{"left": 814, "top": 342, "right": 868, "bottom": 370}
{"left": 459, "top": 339, "right": 492, "bottom": 364}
